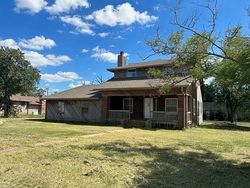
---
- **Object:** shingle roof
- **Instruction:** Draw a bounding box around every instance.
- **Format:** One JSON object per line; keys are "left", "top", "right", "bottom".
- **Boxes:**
{"left": 43, "top": 77, "right": 192, "bottom": 100}
{"left": 107, "top": 59, "right": 172, "bottom": 71}
{"left": 43, "top": 85, "right": 101, "bottom": 100}
{"left": 10, "top": 94, "right": 41, "bottom": 105}
{"left": 94, "top": 77, "right": 193, "bottom": 91}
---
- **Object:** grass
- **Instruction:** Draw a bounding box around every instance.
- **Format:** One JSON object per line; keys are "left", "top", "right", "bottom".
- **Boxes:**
{"left": 0, "top": 118, "right": 249, "bottom": 188}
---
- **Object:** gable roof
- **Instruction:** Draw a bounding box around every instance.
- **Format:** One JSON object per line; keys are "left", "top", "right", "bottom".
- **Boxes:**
{"left": 43, "top": 85, "right": 101, "bottom": 100}
{"left": 10, "top": 94, "right": 41, "bottom": 105}
{"left": 95, "top": 77, "right": 193, "bottom": 91}
{"left": 107, "top": 59, "right": 172, "bottom": 72}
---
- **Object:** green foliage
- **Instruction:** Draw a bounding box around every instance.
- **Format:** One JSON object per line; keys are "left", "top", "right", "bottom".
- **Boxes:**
{"left": 204, "top": 84, "right": 216, "bottom": 102}
{"left": 213, "top": 29, "right": 250, "bottom": 123}
{"left": 148, "top": 68, "right": 172, "bottom": 93}
{"left": 0, "top": 47, "right": 40, "bottom": 117}
{"left": 29, "top": 87, "right": 47, "bottom": 97}
{"left": 146, "top": 2, "right": 250, "bottom": 124}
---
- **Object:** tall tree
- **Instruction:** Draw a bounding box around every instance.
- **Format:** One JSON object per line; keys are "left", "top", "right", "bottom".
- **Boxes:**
{"left": 0, "top": 47, "right": 40, "bottom": 117}
{"left": 214, "top": 32, "right": 250, "bottom": 123}
{"left": 146, "top": 0, "right": 250, "bottom": 124}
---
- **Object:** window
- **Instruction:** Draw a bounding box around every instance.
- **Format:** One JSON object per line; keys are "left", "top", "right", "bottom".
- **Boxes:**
{"left": 126, "top": 69, "right": 136, "bottom": 77}
{"left": 123, "top": 98, "right": 133, "bottom": 113}
{"left": 82, "top": 107, "right": 88, "bottom": 114}
{"left": 165, "top": 98, "right": 177, "bottom": 112}
{"left": 165, "top": 67, "right": 174, "bottom": 75}
{"left": 58, "top": 101, "right": 65, "bottom": 113}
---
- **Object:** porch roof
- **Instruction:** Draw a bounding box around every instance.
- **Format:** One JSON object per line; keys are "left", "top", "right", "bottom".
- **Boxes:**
{"left": 43, "top": 85, "right": 101, "bottom": 100}
{"left": 95, "top": 77, "right": 193, "bottom": 91}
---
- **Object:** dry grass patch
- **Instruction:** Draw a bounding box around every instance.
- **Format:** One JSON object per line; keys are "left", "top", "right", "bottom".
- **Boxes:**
{"left": 0, "top": 118, "right": 249, "bottom": 187}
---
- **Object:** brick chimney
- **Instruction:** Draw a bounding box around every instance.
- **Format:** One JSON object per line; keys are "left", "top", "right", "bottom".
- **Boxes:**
{"left": 117, "top": 51, "right": 126, "bottom": 67}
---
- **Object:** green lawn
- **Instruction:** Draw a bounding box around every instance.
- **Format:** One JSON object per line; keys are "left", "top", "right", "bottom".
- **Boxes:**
{"left": 0, "top": 118, "right": 249, "bottom": 188}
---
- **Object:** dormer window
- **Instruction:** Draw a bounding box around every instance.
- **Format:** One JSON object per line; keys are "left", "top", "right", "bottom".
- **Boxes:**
{"left": 126, "top": 69, "right": 136, "bottom": 77}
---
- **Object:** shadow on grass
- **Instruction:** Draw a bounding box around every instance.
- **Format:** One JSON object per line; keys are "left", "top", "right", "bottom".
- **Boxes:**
{"left": 200, "top": 122, "right": 250, "bottom": 132}
{"left": 25, "top": 118, "right": 122, "bottom": 128}
{"left": 25, "top": 118, "right": 161, "bottom": 130}
{"left": 84, "top": 141, "right": 250, "bottom": 187}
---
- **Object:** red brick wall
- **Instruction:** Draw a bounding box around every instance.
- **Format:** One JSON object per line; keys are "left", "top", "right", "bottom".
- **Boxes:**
{"left": 177, "top": 95, "right": 185, "bottom": 129}
{"left": 101, "top": 96, "right": 110, "bottom": 121}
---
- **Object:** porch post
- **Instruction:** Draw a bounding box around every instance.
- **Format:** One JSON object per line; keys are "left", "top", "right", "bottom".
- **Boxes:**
{"left": 101, "top": 96, "right": 110, "bottom": 121}
{"left": 185, "top": 95, "right": 189, "bottom": 127}
{"left": 177, "top": 95, "right": 185, "bottom": 129}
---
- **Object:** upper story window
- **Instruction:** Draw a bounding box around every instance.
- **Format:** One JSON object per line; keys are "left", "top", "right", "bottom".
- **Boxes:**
{"left": 165, "top": 67, "right": 174, "bottom": 75}
{"left": 126, "top": 69, "right": 137, "bottom": 77}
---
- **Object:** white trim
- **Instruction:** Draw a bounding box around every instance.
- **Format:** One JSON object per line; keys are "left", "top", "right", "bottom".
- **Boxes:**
{"left": 123, "top": 97, "right": 133, "bottom": 113}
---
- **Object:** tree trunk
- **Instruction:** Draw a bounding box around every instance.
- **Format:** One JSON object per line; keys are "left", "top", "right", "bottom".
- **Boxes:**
{"left": 225, "top": 93, "right": 238, "bottom": 125}
{"left": 225, "top": 94, "right": 233, "bottom": 122}
{"left": 3, "top": 106, "right": 10, "bottom": 118}
{"left": 3, "top": 95, "right": 11, "bottom": 118}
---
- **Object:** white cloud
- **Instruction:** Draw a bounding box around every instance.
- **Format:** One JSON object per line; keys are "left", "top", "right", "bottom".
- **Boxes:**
{"left": 91, "top": 46, "right": 117, "bottom": 63}
{"left": 23, "top": 50, "right": 71, "bottom": 67}
{"left": 98, "top": 32, "right": 109, "bottom": 38}
{"left": 41, "top": 71, "right": 80, "bottom": 83}
{"left": 46, "top": 0, "right": 90, "bottom": 14}
{"left": 82, "top": 48, "right": 89, "bottom": 53}
{"left": 60, "top": 15, "right": 94, "bottom": 35}
{"left": 0, "top": 36, "right": 56, "bottom": 50}
{"left": 19, "top": 36, "right": 56, "bottom": 50}
{"left": 14, "top": 0, "right": 48, "bottom": 14}
{"left": 68, "top": 80, "right": 91, "bottom": 88}
{"left": 91, "top": 46, "right": 128, "bottom": 63}
{"left": 0, "top": 37, "right": 70, "bottom": 67}
{"left": 0, "top": 39, "right": 20, "bottom": 49}
{"left": 114, "top": 35, "right": 124, "bottom": 40}
{"left": 86, "top": 2, "right": 158, "bottom": 26}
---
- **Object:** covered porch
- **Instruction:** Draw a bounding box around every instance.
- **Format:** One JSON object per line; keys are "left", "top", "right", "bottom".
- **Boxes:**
{"left": 102, "top": 94, "right": 192, "bottom": 129}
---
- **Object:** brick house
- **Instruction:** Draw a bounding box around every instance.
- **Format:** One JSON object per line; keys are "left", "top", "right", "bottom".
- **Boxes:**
{"left": 44, "top": 52, "right": 203, "bottom": 129}
{"left": 9, "top": 94, "right": 45, "bottom": 115}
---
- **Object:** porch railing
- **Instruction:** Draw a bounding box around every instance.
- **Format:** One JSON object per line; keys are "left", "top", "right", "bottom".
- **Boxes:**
{"left": 108, "top": 110, "right": 130, "bottom": 122}
{"left": 152, "top": 111, "right": 178, "bottom": 126}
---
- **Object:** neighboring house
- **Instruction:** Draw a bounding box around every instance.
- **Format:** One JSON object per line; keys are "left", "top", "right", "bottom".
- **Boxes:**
{"left": 44, "top": 52, "right": 203, "bottom": 129}
{"left": 9, "top": 94, "right": 45, "bottom": 115}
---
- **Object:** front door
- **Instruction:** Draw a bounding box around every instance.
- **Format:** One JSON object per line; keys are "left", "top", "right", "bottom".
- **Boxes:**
{"left": 144, "top": 98, "right": 153, "bottom": 119}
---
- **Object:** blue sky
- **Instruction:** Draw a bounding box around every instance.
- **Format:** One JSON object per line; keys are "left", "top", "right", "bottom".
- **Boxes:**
{"left": 0, "top": 0, "right": 249, "bottom": 93}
